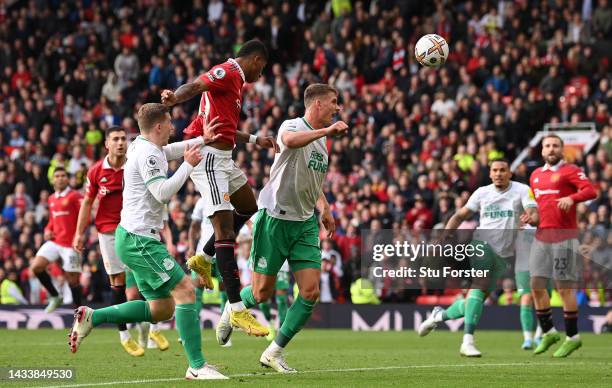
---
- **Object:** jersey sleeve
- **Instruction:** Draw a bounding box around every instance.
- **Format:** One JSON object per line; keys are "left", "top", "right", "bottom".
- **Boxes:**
{"left": 138, "top": 149, "right": 167, "bottom": 187}
{"left": 277, "top": 120, "right": 299, "bottom": 148}
{"left": 84, "top": 167, "right": 98, "bottom": 200}
{"left": 191, "top": 198, "right": 204, "bottom": 221}
{"left": 521, "top": 184, "right": 537, "bottom": 209}
{"left": 566, "top": 165, "right": 597, "bottom": 203}
{"left": 45, "top": 198, "right": 54, "bottom": 232}
{"left": 198, "top": 64, "right": 233, "bottom": 93}
{"left": 465, "top": 188, "right": 481, "bottom": 212}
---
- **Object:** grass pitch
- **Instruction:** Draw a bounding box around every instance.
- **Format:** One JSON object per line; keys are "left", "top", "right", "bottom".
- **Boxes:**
{"left": 1, "top": 328, "right": 611, "bottom": 387}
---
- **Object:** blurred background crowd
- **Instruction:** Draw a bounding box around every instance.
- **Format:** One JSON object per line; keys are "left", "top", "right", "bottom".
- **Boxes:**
{"left": 0, "top": 0, "right": 610, "bottom": 308}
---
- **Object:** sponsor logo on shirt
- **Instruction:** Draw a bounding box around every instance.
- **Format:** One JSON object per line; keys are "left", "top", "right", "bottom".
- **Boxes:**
{"left": 51, "top": 211, "right": 71, "bottom": 217}
{"left": 307, "top": 150, "right": 328, "bottom": 173}
{"left": 483, "top": 204, "right": 514, "bottom": 219}
{"left": 533, "top": 188, "right": 560, "bottom": 198}
{"left": 99, "top": 186, "right": 109, "bottom": 196}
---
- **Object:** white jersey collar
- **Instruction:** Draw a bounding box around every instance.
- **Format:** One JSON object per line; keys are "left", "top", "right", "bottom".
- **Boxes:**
{"left": 102, "top": 156, "right": 125, "bottom": 170}
{"left": 55, "top": 187, "right": 71, "bottom": 198}
{"left": 542, "top": 160, "right": 565, "bottom": 172}
{"left": 228, "top": 58, "right": 246, "bottom": 82}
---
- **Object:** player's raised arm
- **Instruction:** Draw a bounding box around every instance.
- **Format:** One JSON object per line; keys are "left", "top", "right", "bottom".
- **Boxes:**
{"left": 162, "top": 117, "right": 222, "bottom": 160}
{"left": 236, "top": 131, "right": 280, "bottom": 152}
{"left": 282, "top": 121, "right": 348, "bottom": 149}
{"left": 161, "top": 78, "right": 208, "bottom": 107}
{"left": 145, "top": 145, "right": 203, "bottom": 203}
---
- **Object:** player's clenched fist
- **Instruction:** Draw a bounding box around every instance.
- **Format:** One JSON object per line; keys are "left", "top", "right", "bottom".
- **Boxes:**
{"left": 161, "top": 89, "right": 177, "bottom": 106}
{"left": 184, "top": 144, "right": 203, "bottom": 166}
{"left": 325, "top": 120, "right": 348, "bottom": 136}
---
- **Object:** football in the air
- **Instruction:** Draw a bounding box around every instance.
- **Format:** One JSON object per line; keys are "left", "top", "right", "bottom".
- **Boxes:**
{"left": 415, "top": 34, "right": 449, "bottom": 67}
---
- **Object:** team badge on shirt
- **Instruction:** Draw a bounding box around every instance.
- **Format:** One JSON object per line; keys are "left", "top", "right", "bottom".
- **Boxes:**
{"left": 551, "top": 173, "right": 560, "bottom": 182}
{"left": 146, "top": 156, "right": 158, "bottom": 168}
{"left": 223, "top": 192, "right": 230, "bottom": 202}
{"left": 213, "top": 68, "right": 226, "bottom": 79}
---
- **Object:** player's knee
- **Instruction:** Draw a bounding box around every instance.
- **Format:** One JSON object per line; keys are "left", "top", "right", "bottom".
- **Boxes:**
{"left": 30, "top": 260, "right": 44, "bottom": 273}
{"left": 300, "top": 287, "right": 319, "bottom": 302}
{"left": 217, "top": 228, "right": 235, "bottom": 241}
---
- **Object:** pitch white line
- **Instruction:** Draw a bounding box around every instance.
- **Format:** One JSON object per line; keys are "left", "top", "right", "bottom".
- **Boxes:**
{"left": 29, "top": 361, "right": 610, "bottom": 388}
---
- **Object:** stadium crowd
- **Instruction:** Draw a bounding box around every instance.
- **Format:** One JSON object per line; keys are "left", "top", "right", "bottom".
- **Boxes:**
{"left": 0, "top": 0, "right": 610, "bottom": 307}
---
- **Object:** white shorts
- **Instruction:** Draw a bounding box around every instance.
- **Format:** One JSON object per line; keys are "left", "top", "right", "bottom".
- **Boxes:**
{"left": 99, "top": 232, "right": 126, "bottom": 275}
{"left": 190, "top": 146, "right": 247, "bottom": 217}
{"left": 36, "top": 241, "right": 82, "bottom": 272}
{"left": 529, "top": 238, "right": 581, "bottom": 281}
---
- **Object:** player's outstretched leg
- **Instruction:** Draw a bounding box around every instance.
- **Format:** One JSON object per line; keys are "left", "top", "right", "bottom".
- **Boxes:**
{"left": 111, "top": 284, "right": 144, "bottom": 356}
{"left": 68, "top": 299, "right": 152, "bottom": 353}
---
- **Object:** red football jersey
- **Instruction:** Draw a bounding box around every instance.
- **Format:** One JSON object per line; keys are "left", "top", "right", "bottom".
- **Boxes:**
{"left": 184, "top": 58, "right": 245, "bottom": 146}
{"left": 46, "top": 188, "right": 83, "bottom": 247}
{"left": 530, "top": 161, "right": 597, "bottom": 242}
{"left": 85, "top": 157, "right": 124, "bottom": 234}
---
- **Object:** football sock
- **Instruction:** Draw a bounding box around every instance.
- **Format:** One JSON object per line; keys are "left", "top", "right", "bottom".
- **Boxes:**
{"left": 275, "top": 295, "right": 316, "bottom": 348}
{"left": 536, "top": 308, "right": 555, "bottom": 333}
{"left": 175, "top": 303, "right": 205, "bottom": 369}
{"left": 92, "top": 300, "right": 152, "bottom": 326}
{"left": 442, "top": 299, "right": 465, "bottom": 320}
{"left": 260, "top": 301, "right": 272, "bottom": 322}
{"left": 464, "top": 289, "right": 485, "bottom": 335}
{"left": 36, "top": 271, "right": 58, "bottom": 297}
{"left": 215, "top": 239, "right": 241, "bottom": 303}
{"left": 202, "top": 211, "right": 253, "bottom": 257}
{"left": 70, "top": 284, "right": 83, "bottom": 306}
{"left": 276, "top": 293, "right": 288, "bottom": 326}
{"left": 111, "top": 285, "right": 128, "bottom": 332}
{"left": 564, "top": 310, "right": 578, "bottom": 338}
{"left": 240, "top": 285, "right": 257, "bottom": 308}
{"left": 520, "top": 304, "right": 535, "bottom": 337}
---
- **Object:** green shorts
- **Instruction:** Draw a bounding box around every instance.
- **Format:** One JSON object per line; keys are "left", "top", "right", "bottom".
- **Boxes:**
{"left": 250, "top": 209, "right": 321, "bottom": 276}
{"left": 469, "top": 240, "right": 509, "bottom": 292}
{"left": 115, "top": 225, "right": 185, "bottom": 300}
